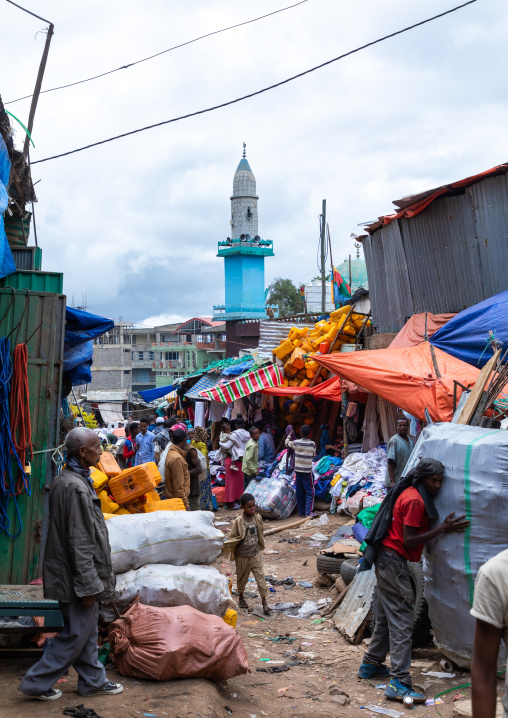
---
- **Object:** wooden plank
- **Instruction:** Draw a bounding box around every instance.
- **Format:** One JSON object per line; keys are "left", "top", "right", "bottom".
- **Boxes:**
{"left": 457, "top": 350, "right": 500, "bottom": 425}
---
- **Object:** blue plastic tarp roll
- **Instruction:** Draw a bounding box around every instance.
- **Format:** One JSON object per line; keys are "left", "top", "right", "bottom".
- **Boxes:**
{"left": 0, "top": 136, "right": 16, "bottom": 279}
{"left": 430, "top": 290, "right": 508, "bottom": 367}
{"left": 64, "top": 306, "right": 115, "bottom": 386}
{"left": 65, "top": 306, "right": 114, "bottom": 346}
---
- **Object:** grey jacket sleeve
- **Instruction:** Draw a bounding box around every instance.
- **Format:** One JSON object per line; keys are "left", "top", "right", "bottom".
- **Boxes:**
{"left": 67, "top": 488, "right": 104, "bottom": 598}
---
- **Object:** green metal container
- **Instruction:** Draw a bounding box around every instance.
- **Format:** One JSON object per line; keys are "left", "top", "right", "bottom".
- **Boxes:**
{"left": 0, "top": 269, "right": 63, "bottom": 294}
{"left": 0, "top": 287, "right": 66, "bottom": 584}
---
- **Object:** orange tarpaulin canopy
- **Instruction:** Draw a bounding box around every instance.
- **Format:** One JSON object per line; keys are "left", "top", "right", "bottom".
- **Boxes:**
{"left": 262, "top": 375, "right": 343, "bottom": 402}
{"left": 389, "top": 312, "right": 456, "bottom": 349}
{"left": 314, "top": 342, "right": 481, "bottom": 422}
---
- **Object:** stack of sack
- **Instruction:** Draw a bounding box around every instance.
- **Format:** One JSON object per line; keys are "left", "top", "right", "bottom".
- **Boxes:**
{"left": 104, "top": 510, "right": 246, "bottom": 681}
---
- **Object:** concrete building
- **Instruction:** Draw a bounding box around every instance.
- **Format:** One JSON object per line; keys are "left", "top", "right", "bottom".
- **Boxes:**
{"left": 90, "top": 317, "right": 226, "bottom": 394}
{"left": 213, "top": 144, "right": 276, "bottom": 356}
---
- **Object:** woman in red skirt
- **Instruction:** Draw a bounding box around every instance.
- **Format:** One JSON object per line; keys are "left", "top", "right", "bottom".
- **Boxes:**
{"left": 220, "top": 417, "right": 250, "bottom": 509}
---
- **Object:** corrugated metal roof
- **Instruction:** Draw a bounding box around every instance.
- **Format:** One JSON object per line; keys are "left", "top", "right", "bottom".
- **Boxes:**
{"left": 85, "top": 390, "right": 128, "bottom": 402}
{"left": 257, "top": 320, "right": 315, "bottom": 358}
{"left": 333, "top": 568, "right": 377, "bottom": 643}
{"left": 362, "top": 171, "right": 508, "bottom": 333}
{"left": 364, "top": 162, "right": 508, "bottom": 233}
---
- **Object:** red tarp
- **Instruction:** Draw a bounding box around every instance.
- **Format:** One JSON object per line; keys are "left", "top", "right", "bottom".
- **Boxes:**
{"left": 314, "top": 342, "right": 482, "bottom": 422}
{"left": 262, "top": 376, "right": 343, "bottom": 402}
{"left": 389, "top": 312, "right": 456, "bottom": 349}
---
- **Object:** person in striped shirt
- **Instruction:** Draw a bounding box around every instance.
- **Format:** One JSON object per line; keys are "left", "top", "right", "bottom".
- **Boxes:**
{"left": 285, "top": 425, "right": 316, "bottom": 517}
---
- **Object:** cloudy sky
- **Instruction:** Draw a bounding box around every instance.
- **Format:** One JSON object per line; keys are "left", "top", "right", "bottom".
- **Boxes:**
{"left": 2, "top": 0, "right": 506, "bottom": 326}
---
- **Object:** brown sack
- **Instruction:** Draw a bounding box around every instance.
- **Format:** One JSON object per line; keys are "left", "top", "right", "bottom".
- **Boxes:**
{"left": 108, "top": 601, "right": 249, "bottom": 682}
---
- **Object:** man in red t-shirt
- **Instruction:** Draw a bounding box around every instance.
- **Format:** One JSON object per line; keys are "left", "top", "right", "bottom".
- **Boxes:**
{"left": 358, "top": 458, "right": 469, "bottom": 703}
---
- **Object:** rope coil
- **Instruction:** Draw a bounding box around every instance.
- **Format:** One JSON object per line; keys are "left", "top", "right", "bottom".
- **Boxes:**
{"left": 0, "top": 338, "right": 32, "bottom": 537}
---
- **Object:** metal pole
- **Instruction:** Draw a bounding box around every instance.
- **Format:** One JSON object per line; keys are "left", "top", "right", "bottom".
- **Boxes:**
{"left": 23, "top": 22, "right": 55, "bottom": 157}
{"left": 320, "top": 199, "right": 326, "bottom": 313}
{"left": 349, "top": 254, "right": 352, "bottom": 289}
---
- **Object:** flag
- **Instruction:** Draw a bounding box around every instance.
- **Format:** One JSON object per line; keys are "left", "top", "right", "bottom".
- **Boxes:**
{"left": 331, "top": 265, "right": 351, "bottom": 305}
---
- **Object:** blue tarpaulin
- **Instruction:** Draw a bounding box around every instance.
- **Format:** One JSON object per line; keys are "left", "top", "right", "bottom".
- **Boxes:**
{"left": 221, "top": 359, "right": 254, "bottom": 376}
{"left": 0, "top": 136, "right": 16, "bottom": 279}
{"left": 139, "top": 384, "right": 175, "bottom": 402}
{"left": 430, "top": 291, "right": 508, "bottom": 367}
{"left": 64, "top": 307, "right": 115, "bottom": 386}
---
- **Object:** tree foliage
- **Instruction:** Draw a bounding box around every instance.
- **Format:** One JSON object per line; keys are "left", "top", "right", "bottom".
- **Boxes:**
{"left": 267, "top": 277, "right": 304, "bottom": 317}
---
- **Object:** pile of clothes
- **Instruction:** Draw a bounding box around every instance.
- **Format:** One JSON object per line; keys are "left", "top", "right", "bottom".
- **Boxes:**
{"left": 329, "top": 445, "right": 388, "bottom": 515}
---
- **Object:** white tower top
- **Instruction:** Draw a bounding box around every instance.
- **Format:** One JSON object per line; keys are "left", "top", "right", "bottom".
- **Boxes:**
{"left": 230, "top": 143, "right": 259, "bottom": 238}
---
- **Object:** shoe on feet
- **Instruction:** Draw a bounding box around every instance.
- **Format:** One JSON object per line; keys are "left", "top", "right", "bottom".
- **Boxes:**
{"left": 357, "top": 662, "right": 391, "bottom": 679}
{"left": 86, "top": 681, "right": 123, "bottom": 696}
{"left": 36, "top": 688, "right": 62, "bottom": 701}
{"left": 385, "top": 678, "right": 425, "bottom": 703}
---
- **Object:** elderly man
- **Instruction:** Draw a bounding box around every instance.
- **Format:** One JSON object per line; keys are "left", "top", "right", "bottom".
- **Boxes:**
{"left": 358, "top": 458, "right": 469, "bottom": 703}
{"left": 18, "top": 428, "right": 122, "bottom": 702}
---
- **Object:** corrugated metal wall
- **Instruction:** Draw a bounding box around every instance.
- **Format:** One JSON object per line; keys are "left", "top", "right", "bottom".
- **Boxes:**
{"left": 363, "top": 173, "right": 508, "bottom": 333}
{"left": 257, "top": 320, "right": 314, "bottom": 357}
{"left": 0, "top": 288, "right": 65, "bottom": 584}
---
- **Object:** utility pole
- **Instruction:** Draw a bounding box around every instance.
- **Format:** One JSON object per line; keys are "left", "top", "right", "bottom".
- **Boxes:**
{"left": 5, "top": 1, "right": 54, "bottom": 158}
{"left": 320, "top": 199, "right": 326, "bottom": 313}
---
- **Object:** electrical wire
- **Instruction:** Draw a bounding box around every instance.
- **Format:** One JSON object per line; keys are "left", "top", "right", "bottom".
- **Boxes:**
{"left": 30, "top": 0, "right": 477, "bottom": 166}
{"left": 5, "top": 0, "right": 309, "bottom": 105}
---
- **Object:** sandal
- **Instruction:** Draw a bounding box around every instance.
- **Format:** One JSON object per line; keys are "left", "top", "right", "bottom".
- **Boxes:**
{"left": 239, "top": 597, "right": 249, "bottom": 609}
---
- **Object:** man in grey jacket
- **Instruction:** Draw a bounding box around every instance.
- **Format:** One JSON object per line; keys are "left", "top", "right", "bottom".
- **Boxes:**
{"left": 19, "top": 428, "right": 123, "bottom": 701}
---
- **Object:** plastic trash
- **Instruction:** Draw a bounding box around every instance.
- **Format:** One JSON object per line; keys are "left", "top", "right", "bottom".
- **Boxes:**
{"left": 271, "top": 602, "right": 297, "bottom": 612}
{"left": 309, "top": 533, "right": 328, "bottom": 542}
{"left": 298, "top": 581, "right": 313, "bottom": 588}
{"left": 109, "top": 601, "right": 249, "bottom": 681}
{"left": 307, "top": 513, "right": 330, "bottom": 526}
{"left": 297, "top": 600, "right": 320, "bottom": 618}
{"left": 421, "top": 671, "right": 456, "bottom": 678}
{"left": 364, "top": 705, "right": 404, "bottom": 717}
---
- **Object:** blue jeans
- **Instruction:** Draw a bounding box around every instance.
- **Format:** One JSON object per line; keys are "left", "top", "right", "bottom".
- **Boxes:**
{"left": 295, "top": 471, "right": 314, "bottom": 516}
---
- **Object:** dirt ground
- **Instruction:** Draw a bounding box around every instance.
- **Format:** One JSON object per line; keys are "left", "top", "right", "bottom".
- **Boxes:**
{"left": 0, "top": 508, "right": 485, "bottom": 718}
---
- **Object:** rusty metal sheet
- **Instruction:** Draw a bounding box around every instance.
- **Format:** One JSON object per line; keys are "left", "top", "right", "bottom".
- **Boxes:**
{"left": 333, "top": 567, "right": 377, "bottom": 643}
{"left": 362, "top": 172, "right": 508, "bottom": 333}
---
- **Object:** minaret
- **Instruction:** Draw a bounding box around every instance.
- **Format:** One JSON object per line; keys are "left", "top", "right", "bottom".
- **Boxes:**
{"left": 213, "top": 145, "right": 276, "bottom": 354}
{"left": 230, "top": 142, "right": 258, "bottom": 238}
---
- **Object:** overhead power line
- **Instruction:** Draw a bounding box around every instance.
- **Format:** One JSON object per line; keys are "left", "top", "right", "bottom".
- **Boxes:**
{"left": 5, "top": 0, "right": 309, "bottom": 105}
{"left": 31, "top": 0, "right": 477, "bottom": 166}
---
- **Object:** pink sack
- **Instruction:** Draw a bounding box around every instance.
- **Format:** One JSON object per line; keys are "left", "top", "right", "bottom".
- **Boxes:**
{"left": 109, "top": 601, "right": 249, "bottom": 681}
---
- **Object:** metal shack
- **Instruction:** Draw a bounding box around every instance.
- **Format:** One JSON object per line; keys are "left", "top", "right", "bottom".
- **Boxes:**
{"left": 360, "top": 163, "right": 508, "bottom": 335}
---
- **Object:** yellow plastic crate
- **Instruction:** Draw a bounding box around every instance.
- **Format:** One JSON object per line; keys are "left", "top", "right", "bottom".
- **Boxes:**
{"left": 144, "top": 498, "right": 186, "bottom": 512}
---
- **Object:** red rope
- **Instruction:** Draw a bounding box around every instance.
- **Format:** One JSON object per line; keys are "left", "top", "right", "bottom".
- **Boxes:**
{"left": 10, "top": 343, "right": 32, "bottom": 494}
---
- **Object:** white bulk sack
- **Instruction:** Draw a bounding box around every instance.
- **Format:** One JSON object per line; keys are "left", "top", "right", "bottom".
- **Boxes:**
{"left": 419, "top": 423, "right": 508, "bottom": 667}
{"left": 107, "top": 511, "right": 224, "bottom": 574}
{"left": 102, "top": 564, "right": 236, "bottom": 623}
{"left": 246, "top": 475, "right": 296, "bottom": 520}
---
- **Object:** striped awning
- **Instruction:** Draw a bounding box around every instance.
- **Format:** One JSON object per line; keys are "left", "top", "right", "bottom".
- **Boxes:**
{"left": 198, "top": 363, "right": 283, "bottom": 403}
{"left": 184, "top": 374, "right": 219, "bottom": 399}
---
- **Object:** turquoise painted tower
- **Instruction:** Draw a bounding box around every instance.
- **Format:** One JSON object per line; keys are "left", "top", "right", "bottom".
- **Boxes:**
{"left": 213, "top": 145, "right": 275, "bottom": 321}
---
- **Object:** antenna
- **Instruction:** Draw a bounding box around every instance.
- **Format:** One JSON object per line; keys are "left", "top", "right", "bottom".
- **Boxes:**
{"left": 242, "top": 142, "right": 246, "bottom": 158}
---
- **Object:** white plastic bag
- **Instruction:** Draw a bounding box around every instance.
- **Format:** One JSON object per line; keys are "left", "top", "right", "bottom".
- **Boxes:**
{"left": 107, "top": 510, "right": 224, "bottom": 574}
{"left": 102, "top": 563, "right": 236, "bottom": 622}
{"left": 157, "top": 442, "right": 171, "bottom": 484}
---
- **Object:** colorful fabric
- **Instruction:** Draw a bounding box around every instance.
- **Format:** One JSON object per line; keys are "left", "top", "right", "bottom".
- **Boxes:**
{"left": 331, "top": 265, "right": 351, "bottom": 304}
{"left": 199, "top": 472, "right": 213, "bottom": 511}
{"left": 199, "top": 364, "right": 283, "bottom": 403}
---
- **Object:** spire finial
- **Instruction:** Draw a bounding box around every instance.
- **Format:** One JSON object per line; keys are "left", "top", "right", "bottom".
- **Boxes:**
{"left": 355, "top": 242, "right": 361, "bottom": 259}
{"left": 242, "top": 142, "right": 246, "bottom": 159}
